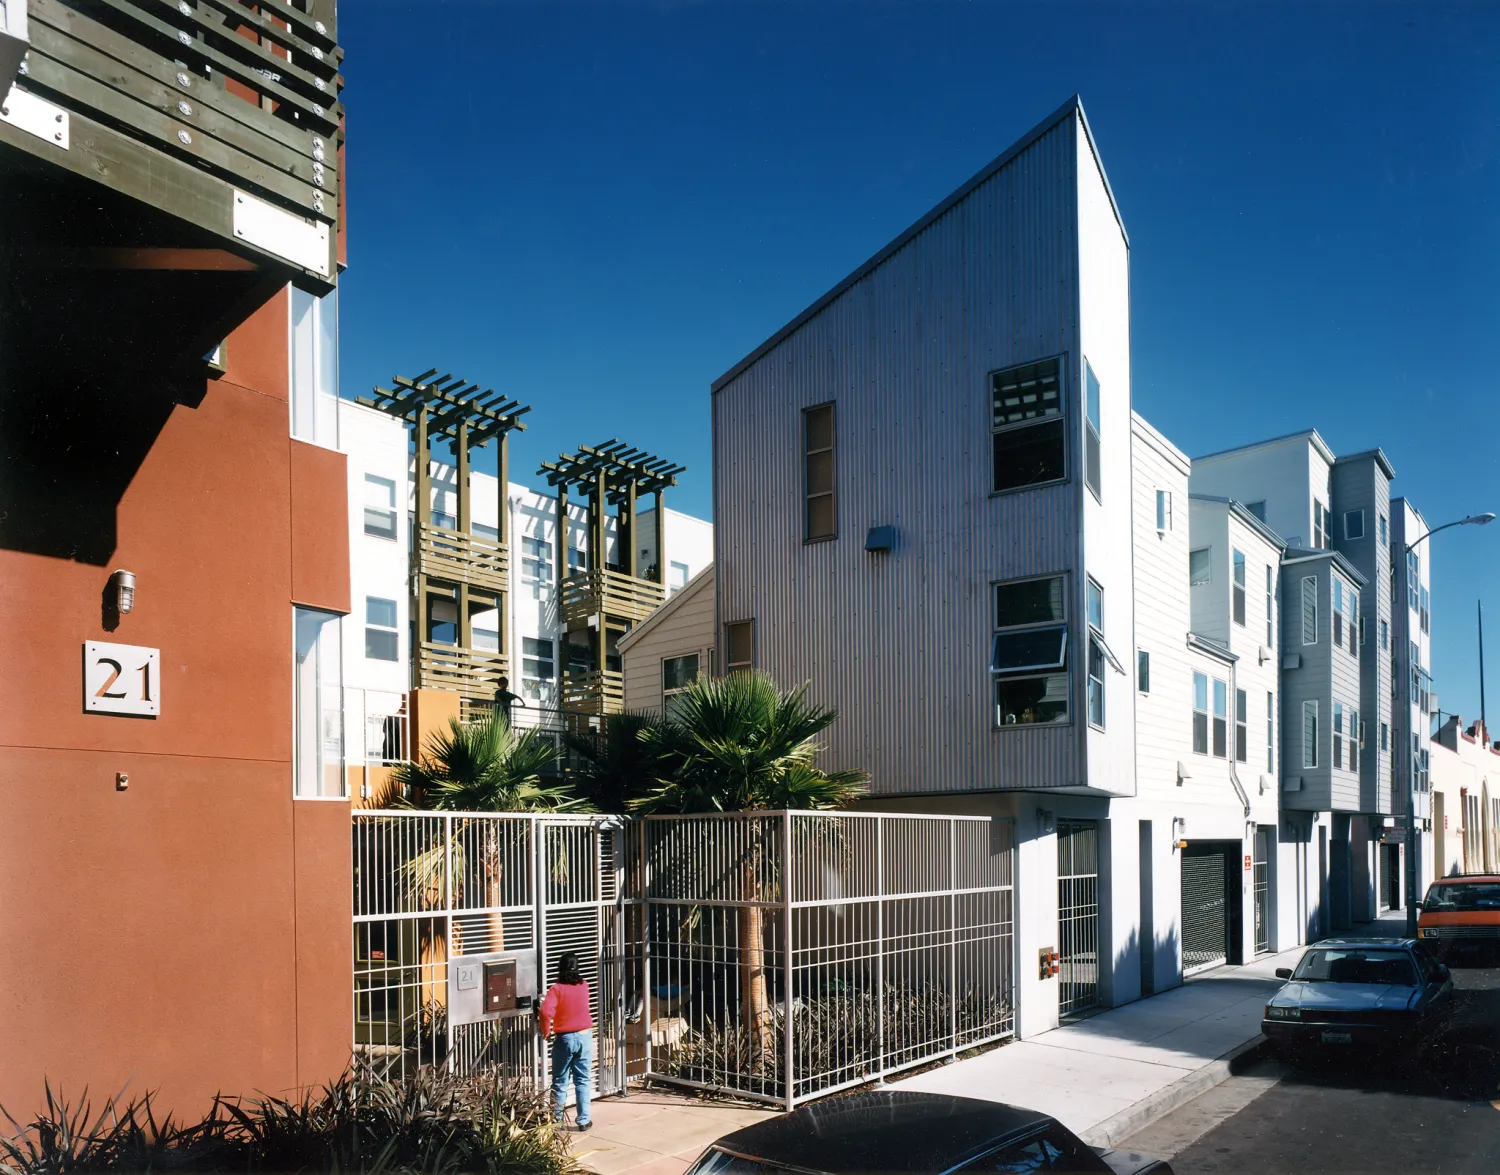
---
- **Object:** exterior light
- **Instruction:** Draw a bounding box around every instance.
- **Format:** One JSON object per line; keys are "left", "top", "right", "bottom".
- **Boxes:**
{"left": 1465, "top": 512, "right": 1496, "bottom": 526}
{"left": 109, "top": 569, "right": 136, "bottom": 614}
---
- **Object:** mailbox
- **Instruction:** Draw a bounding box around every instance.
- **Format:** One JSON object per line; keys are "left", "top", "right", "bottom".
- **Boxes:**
{"left": 484, "top": 959, "right": 518, "bottom": 1014}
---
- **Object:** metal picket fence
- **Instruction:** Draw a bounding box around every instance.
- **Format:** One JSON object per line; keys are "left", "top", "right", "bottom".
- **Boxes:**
{"left": 636, "top": 811, "right": 1017, "bottom": 1108}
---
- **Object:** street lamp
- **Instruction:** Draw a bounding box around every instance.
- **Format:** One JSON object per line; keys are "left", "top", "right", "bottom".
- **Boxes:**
{"left": 1402, "top": 511, "right": 1494, "bottom": 936}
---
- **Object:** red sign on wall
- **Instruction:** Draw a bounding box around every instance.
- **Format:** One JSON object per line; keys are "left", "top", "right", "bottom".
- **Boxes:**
{"left": 1244, "top": 854, "right": 1253, "bottom": 872}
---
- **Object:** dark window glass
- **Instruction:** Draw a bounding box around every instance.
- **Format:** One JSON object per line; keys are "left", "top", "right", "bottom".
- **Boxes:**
{"left": 725, "top": 621, "right": 755, "bottom": 671}
{"left": 995, "top": 577, "right": 1066, "bottom": 628}
{"left": 804, "top": 404, "right": 836, "bottom": 540}
{"left": 993, "top": 417, "right": 1065, "bottom": 493}
{"left": 991, "top": 627, "right": 1068, "bottom": 673}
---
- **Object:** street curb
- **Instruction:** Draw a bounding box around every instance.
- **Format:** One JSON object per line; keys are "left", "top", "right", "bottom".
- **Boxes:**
{"left": 1078, "top": 1035, "right": 1274, "bottom": 1148}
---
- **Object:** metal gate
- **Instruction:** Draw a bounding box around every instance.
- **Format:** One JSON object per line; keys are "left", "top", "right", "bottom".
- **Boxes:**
{"left": 1182, "top": 845, "right": 1228, "bottom": 972}
{"left": 351, "top": 812, "right": 627, "bottom": 1095}
{"left": 1253, "top": 828, "right": 1271, "bottom": 955}
{"left": 1379, "top": 842, "right": 1399, "bottom": 910}
{"left": 1056, "top": 821, "right": 1099, "bottom": 1016}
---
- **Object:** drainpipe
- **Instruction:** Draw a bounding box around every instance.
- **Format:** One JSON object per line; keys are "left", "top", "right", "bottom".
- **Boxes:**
{"left": 1227, "top": 660, "right": 1252, "bottom": 818}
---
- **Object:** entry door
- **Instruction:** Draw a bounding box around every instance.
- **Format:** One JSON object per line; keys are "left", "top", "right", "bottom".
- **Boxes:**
{"left": 1182, "top": 846, "right": 1228, "bottom": 972}
{"left": 1253, "top": 828, "right": 1272, "bottom": 954}
{"left": 1056, "top": 821, "right": 1099, "bottom": 1016}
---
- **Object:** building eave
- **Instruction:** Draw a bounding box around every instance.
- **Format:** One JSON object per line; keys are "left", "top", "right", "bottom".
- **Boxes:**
{"left": 1281, "top": 547, "right": 1368, "bottom": 586}
{"left": 1188, "top": 493, "right": 1288, "bottom": 551}
{"left": 1192, "top": 427, "right": 1336, "bottom": 468}
{"left": 1334, "top": 447, "right": 1397, "bottom": 481}
{"left": 1187, "top": 633, "right": 1238, "bottom": 664}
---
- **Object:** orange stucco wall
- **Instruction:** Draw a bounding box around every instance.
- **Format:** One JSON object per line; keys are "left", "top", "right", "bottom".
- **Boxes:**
{"left": 0, "top": 290, "right": 353, "bottom": 1118}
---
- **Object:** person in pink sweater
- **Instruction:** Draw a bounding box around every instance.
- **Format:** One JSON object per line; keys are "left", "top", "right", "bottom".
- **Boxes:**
{"left": 537, "top": 951, "right": 595, "bottom": 1130}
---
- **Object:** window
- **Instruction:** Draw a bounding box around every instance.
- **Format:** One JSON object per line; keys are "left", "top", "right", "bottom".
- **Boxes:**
{"left": 1303, "top": 700, "right": 1319, "bottom": 769}
{"left": 1379, "top": 514, "right": 1388, "bottom": 546}
{"left": 1235, "top": 688, "right": 1248, "bottom": 763}
{"left": 1086, "top": 579, "right": 1104, "bottom": 631}
{"left": 522, "top": 536, "right": 553, "bottom": 599}
{"left": 364, "top": 596, "right": 398, "bottom": 662}
{"left": 1380, "top": 619, "right": 1389, "bottom": 651}
{"left": 1350, "top": 707, "right": 1361, "bottom": 774}
{"left": 1232, "top": 550, "right": 1247, "bottom": 626}
{"left": 1409, "top": 640, "right": 1421, "bottom": 704}
{"left": 289, "top": 286, "right": 338, "bottom": 446}
{"left": 1332, "top": 578, "right": 1344, "bottom": 648}
{"left": 1213, "top": 679, "right": 1228, "bottom": 758}
{"left": 1189, "top": 548, "right": 1212, "bottom": 586}
{"left": 1083, "top": 361, "right": 1102, "bottom": 500}
{"left": 669, "top": 561, "right": 690, "bottom": 593}
{"left": 1344, "top": 510, "right": 1365, "bottom": 540}
{"left": 804, "top": 403, "right": 836, "bottom": 540}
{"left": 294, "top": 607, "right": 343, "bottom": 798}
{"left": 568, "top": 545, "right": 587, "bottom": 573}
{"left": 1313, "top": 500, "right": 1328, "bottom": 549}
{"left": 991, "top": 357, "right": 1064, "bottom": 493}
{"left": 473, "top": 521, "right": 499, "bottom": 543}
{"left": 1407, "top": 550, "right": 1420, "bottom": 611}
{"left": 432, "top": 509, "right": 456, "bottom": 530}
{"left": 1348, "top": 589, "right": 1359, "bottom": 660}
{"left": 522, "top": 638, "right": 554, "bottom": 694}
{"left": 473, "top": 627, "right": 500, "bottom": 652}
{"left": 1301, "top": 576, "right": 1318, "bottom": 644}
{"left": 1138, "top": 650, "right": 1150, "bottom": 693}
{"left": 1381, "top": 722, "right": 1389, "bottom": 753}
{"left": 992, "top": 575, "right": 1068, "bottom": 727}
{"left": 1246, "top": 500, "right": 1267, "bottom": 523}
{"left": 1265, "top": 566, "right": 1275, "bottom": 647}
{"left": 1155, "top": 490, "right": 1171, "bottom": 532}
{"left": 363, "top": 474, "right": 397, "bottom": 540}
{"left": 725, "top": 620, "right": 755, "bottom": 673}
{"left": 662, "top": 653, "right": 700, "bottom": 713}
{"left": 1267, "top": 690, "right": 1275, "bottom": 773}
{"left": 1420, "top": 585, "right": 1430, "bottom": 634}
{"left": 1333, "top": 702, "right": 1343, "bottom": 770}
{"left": 1193, "top": 672, "right": 1210, "bottom": 754}
{"left": 1085, "top": 578, "right": 1107, "bottom": 728}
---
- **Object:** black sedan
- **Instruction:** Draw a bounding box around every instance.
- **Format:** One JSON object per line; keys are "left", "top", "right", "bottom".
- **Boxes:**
{"left": 1261, "top": 937, "right": 1454, "bottom": 1059}
{"left": 682, "top": 1091, "right": 1172, "bottom": 1175}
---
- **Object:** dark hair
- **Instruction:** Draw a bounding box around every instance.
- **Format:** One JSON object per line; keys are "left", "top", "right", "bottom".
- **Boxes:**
{"left": 557, "top": 952, "right": 585, "bottom": 986}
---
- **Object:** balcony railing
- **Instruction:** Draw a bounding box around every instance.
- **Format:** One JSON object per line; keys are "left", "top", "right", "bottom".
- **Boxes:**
{"left": 415, "top": 521, "right": 508, "bottom": 595}
{"left": 6, "top": 0, "right": 341, "bottom": 286}
{"left": 559, "top": 668, "right": 625, "bottom": 715}
{"left": 558, "top": 568, "right": 665, "bottom": 628}
{"left": 416, "top": 642, "right": 507, "bottom": 701}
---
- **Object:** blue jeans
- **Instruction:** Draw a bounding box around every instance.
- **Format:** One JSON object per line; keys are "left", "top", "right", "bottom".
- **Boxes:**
{"left": 549, "top": 1030, "right": 593, "bottom": 1125}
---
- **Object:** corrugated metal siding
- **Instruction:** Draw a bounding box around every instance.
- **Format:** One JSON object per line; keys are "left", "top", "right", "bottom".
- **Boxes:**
{"left": 713, "top": 113, "right": 1084, "bottom": 797}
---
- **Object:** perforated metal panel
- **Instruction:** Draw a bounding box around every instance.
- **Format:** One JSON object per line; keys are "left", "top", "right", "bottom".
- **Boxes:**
{"left": 1057, "top": 821, "right": 1099, "bottom": 1015}
{"left": 1182, "top": 847, "right": 1227, "bottom": 971}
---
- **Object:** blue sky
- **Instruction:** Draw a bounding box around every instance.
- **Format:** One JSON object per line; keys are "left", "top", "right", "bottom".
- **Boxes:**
{"left": 339, "top": 0, "right": 1499, "bottom": 722}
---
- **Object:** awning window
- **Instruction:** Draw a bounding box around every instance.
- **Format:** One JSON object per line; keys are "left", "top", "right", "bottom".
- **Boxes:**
{"left": 991, "top": 625, "right": 1067, "bottom": 675}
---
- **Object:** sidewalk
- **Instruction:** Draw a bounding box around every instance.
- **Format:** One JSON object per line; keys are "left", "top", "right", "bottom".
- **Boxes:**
{"left": 572, "top": 1088, "right": 778, "bottom": 1175}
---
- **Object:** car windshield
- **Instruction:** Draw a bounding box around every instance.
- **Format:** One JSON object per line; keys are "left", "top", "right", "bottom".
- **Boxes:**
{"left": 684, "top": 1150, "right": 802, "bottom": 1175}
{"left": 1423, "top": 880, "right": 1500, "bottom": 912}
{"left": 1291, "top": 948, "right": 1419, "bottom": 986}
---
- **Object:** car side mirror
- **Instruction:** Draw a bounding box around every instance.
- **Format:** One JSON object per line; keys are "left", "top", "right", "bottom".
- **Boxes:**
{"left": 1275, "top": 967, "right": 1293, "bottom": 979}
{"left": 1414, "top": 902, "right": 1423, "bottom": 911}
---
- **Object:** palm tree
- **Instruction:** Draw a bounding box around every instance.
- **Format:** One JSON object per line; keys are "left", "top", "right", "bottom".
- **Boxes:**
{"left": 564, "top": 710, "right": 668, "bottom": 814}
{"left": 631, "top": 671, "right": 865, "bottom": 1064}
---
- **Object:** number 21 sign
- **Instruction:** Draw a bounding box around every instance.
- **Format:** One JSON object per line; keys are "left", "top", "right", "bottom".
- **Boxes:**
{"left": 83, "top": 641, "right": 161, "bottom": 717}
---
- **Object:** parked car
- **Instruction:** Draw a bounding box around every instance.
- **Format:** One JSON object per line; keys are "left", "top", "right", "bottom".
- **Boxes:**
{"left": 1417, "top": 874, "right": 1500, "bottom": 962}
{"left": 682, "top": 1091, "right": 1172, "bottom": 1175}
{"left": 1261, "top": 937, "right": 1454, "bottom": 1060}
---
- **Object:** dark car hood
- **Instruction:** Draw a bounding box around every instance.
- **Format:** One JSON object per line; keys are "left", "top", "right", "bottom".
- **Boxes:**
{"left": 1094, "top": 1146, "right": 1169, "bottom": 1175}
{"left": 1272, "top": 981, "right": 1418, "bottom": 1012}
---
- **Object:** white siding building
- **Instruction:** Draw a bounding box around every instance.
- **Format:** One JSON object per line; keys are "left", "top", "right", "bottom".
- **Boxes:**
{"left": 619, "top": 564, "right": 717, "bottom": 715}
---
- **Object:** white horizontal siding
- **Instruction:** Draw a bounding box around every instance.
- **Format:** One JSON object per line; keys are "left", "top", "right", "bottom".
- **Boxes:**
{"left": 621, "top": 568, "right": 717, "bottom": 715}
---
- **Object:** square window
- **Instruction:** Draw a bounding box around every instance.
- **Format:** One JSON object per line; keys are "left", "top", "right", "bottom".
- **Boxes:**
{"left": 662, "top": 653, "right": 700, "bottom": 693}
{"left": 1344, "top": 510, "right": 1365, "bottom": 540}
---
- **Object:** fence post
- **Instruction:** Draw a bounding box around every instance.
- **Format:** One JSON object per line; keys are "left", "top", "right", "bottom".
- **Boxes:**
{"left": 534, "top": 815, "right": 545, "bottom": 1091}
{"left": 641, "top": 819, "right": 653, "bottom": 1085}
{"left": 782, "top": 810, "right": 795, "bottom": 1111}
{"left": 444, "top": 813, "right": 454, "bottom": 1074}
{"left": 875, "top": 816, "right": 884, "bottom": 1082}
{"left": 949, "top": 818, "right": 958, "bottom": 1056}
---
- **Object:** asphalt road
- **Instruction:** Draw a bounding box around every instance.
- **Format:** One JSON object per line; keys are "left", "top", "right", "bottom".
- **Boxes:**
{"left": 1122, "top": 961, "right": 1500, "bottom": 1175}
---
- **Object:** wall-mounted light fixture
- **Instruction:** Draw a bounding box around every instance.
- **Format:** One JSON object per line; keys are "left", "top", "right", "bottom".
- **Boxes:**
{"left": 1036, "top": 808, "right": 1056, "bottom": 835}
{"left": 1172, "top": 816, "right": 1187, "bottom": 849}
{"left": 109, "top": 569, "right": 137, "bottom": 615}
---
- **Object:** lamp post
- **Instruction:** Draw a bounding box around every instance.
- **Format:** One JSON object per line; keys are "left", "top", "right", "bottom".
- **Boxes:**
{"left": 1403, "top": 512, "right": 1494, "bottom": 936}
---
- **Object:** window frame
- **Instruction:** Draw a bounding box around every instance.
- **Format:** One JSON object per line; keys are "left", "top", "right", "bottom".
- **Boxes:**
{"left": 1083, "top": 360, "right": 1102, "bottom": 502}
{"left": 662, "top": 652, "right": 701, "bottom": 709}
{"left": 1303, "top": 700, "right": 1319, "bottom": 769}
{"left": 803, "top": 402, "right": 837, "bottom": 543}
{"left": 1189, "top": 547, "right": 1212, "bottom": 586}
{"left": 521, "top": 636, "right": 555, "bottom": 696}
{"left": 1232, "top": 549, "right": 1247, "bottom": 627}
{"left": 1313, "top": 499, "right": 1329, "bottom": 549}
{"left": 991, "top": 572, "right": 1071, "bottom": 730}
{"left": 364, "top": 595, "right": 399, "bottom": 662}
{"left": 1265, "top": 566, "right": 1275, "bottom": 647}
{"left": 1301, "top": 576, "right": 1318, "bottom": 645}
{"left": 1235, "top": 687, "right": 1248, "bottom": 763}
{"left": 1212, "top": 678, "right": 1228, "bottom": 759}
{"left": 1138, "top": 649, "right": 1150, "bottom": 694}
{"left": 1379, "top": 514, "right": 1388, "bottom": 547}
{"left": 1155, "top": 489, "right": 1171, "bottom": 533}
{"left": 1333, "top": 701, "right": 1344, "bottom": 771}
{"left": 725, "top": 620, "right": 756, "bottom": 673}
{"left": 1267, "top": 690, "right": 1275, "bottom": 773}
{"left": 363, "top": 473, "right": 398, "bottom": 541}
{"left": 293, "top": 605, "right": 345, "bottom": 800}
{"left": 990, "top": 356, "right": 1067, "bottom": 496}
{"left": 1193, "top": 671, "right": 1210, "bottom": 755}
{"left": 1344, "top": 510, "right": 1365, "bottom": 541}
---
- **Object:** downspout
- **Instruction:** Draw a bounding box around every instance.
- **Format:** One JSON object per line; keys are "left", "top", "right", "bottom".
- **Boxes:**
{"left": 1227, "top": 659, "right": 1252, "bottom": 818}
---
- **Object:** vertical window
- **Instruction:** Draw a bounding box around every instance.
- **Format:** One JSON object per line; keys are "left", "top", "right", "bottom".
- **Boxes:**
{"left": 1381, "top": 722, "right": 1389, "bottom": 753}
{"left": 725, "top": 620, "right": 756, "bottom": 673}
{"left": 991, "top": 357, "right": 1064, "bottom": 493}
{"left": 1137, "top": 650, "right": 1150, "bottom": 694}
{"left": 294, "top": 607, "right": 344, "bottom": 798}
{"left": 669, "top": 561, "right": 691, "bottom": 593}
{"left": 1301, "top": 576, "right": 1318, "bottom": 645}
{"left": 1420, "top": 585, "right": 1430, "bottom": 634}
{"left": 1379, "top": 514, "right": 1388, "bottom": 546}
{"left": 1348, "top": 590, "right": 1359, "bottom": 660}
{"left": 1155, "top": 490, "right": 1171, "bottom": 532}
{"left": 1407, "top": 550, "right": 1420, "bottom": 611}
{"left": 1085, "top": 578, "right": 1105, "bottom": 729}
{"left": 568, "top": 545, "right": 587, "bottom": 574}
{"left": 1380, "top": 619, "right": 1389, "bottom": 651}
{"left": 1232, "top": 550, "right": 1247, "bottom": 626}
{"left": 289, "top": 286, "right": 338, "bottom": 446}
{"left": 1235, "top": 688, "right": 1248, "bottom": 763}
{"left": 1265, "top": 566, "right": 1275, "bottom": 647}
{"left": 1267, "top": 691, "right": 1275, "bottom": 773}
{"left": 662, "top": 653, "right": 701, "bottom": 713}
{"left": 1313, "top": 500, "right": 1328, "bottom": 549}
{"left": 1344, "top": 510, "right": 1365, "bottom": 540}
{"left": 991, "top": 575, "right": 1069, "bottom": 727}
{"left": 1189, "top": 548, "right": 1212, "bottom": 586}
{"left": 1084, "top": 361, "right": 1102, "bottom": 500}
{"left": 363, "top": 474, "right": 398, "bottom": 540}
{"left": 804, "top": 403, "right": 836, "bottom": 540}
{"left": 1332, "top": 578, "right": 1344, "bottom": 648}
{"left": 1350, "top": 708, "right": 1361, "bottom": 774}
{"left": 1333, "top": 702, "right": 1344, "bottom": 770}
{"left": 1213, "top": 679, "right": 1228, "bottom": 758}
{"left": 1409, "top": 640, "right": 1421, "bottom": 703}
{"left": 364, "top": 597, "right": 398, "bottom": 662}
{"left": 522, "top": 637, "right": 555, "bottom": 698}
{"left": 1303, "top": 700, "right": 1319, "bottom": 769}
{"left": 1246, "top": 501, "right": 1267, "bottom": 523}
{"left": 1193, "top": 672, "right": 1209, "bottom": 754}
{"left": 522, "top": 537, "right": 553, "bottom": 600}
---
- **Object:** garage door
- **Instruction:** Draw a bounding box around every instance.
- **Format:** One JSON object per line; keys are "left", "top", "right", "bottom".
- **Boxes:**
{"left": 1182, "top": 846, "right": 1227, "bottom": 972}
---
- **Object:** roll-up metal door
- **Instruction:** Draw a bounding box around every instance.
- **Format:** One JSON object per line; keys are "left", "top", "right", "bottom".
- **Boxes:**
{"left": 1182, "top": 846, "right": 1228, "bottom": 971}
{"left": 1057, "top": 821, "right": 1099, "bottom": 1015}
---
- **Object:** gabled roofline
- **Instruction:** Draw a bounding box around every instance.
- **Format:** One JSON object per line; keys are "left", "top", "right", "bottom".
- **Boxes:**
{"left": 1281, "top": 547, "right": 1368, "bottom": 586}
{"left": 616, "top": 563, "right": 715, "bottom": 651}
{"left": 712, "top": 96, "right": 1109, "bottom": 394}
{"left": 1131, "top": 410, "right": 1190, "bottom": 475}
{"left": 1333, "top": 447, "right": 1397, "bottom": 481}
{"left": 1193, "top": 428, "right": 1336, "bottom": 468}
{"left": 1188, "top": 493, "right": 1288, "bottom": 551}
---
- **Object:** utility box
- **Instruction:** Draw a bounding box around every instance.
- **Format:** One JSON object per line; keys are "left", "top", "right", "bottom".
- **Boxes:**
{"left": 448, "top": 949, "right": 538, "bottom": 1025}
